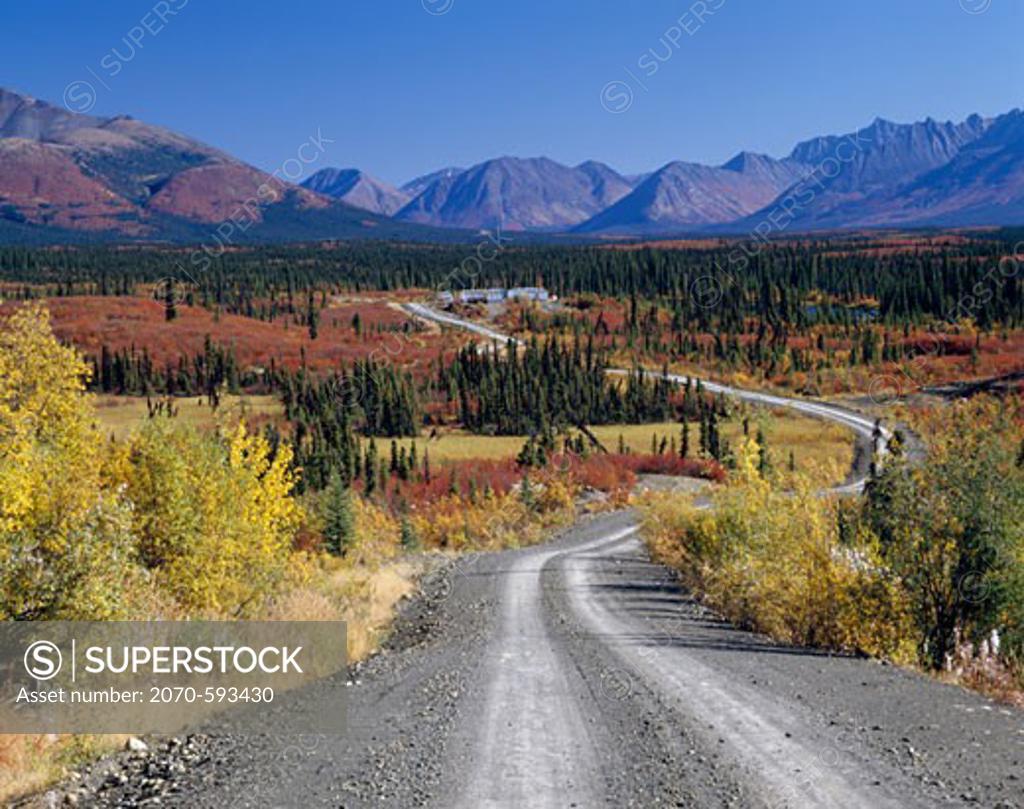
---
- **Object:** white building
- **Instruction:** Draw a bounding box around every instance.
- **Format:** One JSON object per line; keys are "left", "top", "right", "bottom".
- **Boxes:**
{"left": 436, "top": 287, "right": 550, "bottom": 305}
{"left": 507, "top": 287, "right": 550, "bottom": 302}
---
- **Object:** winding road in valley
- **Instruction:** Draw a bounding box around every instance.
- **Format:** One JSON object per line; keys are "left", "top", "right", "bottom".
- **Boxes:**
{"left": 42, "top": 304, "right": 1023, "bottom": 808}
{"left": 404, "top": 301, "right": 890, "bottom": 492}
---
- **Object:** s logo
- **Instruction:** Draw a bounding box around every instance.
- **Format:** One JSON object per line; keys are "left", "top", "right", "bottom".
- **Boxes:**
{"left": 24, "top": 640, "right": 62, "bottom": 680}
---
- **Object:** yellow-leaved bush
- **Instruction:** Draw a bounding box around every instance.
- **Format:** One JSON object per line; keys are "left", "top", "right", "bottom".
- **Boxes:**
{"left": 642, "top": 437, "right": 915, "bottom": 661}
{"left": 117, "top": 419, "right": 302, "bottom": 616}
{"left": 0, "top": 303, "right": 307, "bottom": 620}
{"left": 0, "top": 304, "right": 143, "bottom": 619}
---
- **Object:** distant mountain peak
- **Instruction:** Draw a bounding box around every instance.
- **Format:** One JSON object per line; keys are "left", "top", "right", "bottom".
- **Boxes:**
{"left": 301, "top": 168, "right": 411, "bottom": 216}
{"left": 0, "top": 85, "right": 450, "bottom": 243}
{"left": 395, "top": 155, "right": 637, "bottom": 231}
{"left": 575, "top": 153, "right": 805, "bottom": 234}
{"left": 721, "top": 151, "right": 776, "bottom": 171}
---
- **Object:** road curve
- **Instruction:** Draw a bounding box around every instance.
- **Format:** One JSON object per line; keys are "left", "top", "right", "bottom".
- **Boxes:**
{"left": 404, "top": 301, "right": 889, "bottom": 492}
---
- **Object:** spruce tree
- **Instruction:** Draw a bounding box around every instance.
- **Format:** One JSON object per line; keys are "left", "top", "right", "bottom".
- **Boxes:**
{"left": 307, "top": 291, "right": 319, "bottom": 340}
{"left": 322, "top": 472, "right": 355, "bottom": 556}
{"left": 520, "top": 471, "right": 535, "bottom": 508}
{"left": 756, "top": 427, "right": 771, "bottom": 477}
{"left": 164, "top": 277, "right": 177, "bottom": 322}
{"left": 708, "top": 410, "right": 721, "bottom": 461}
{"left": 364, "top": 439, "right": 378, "bottom": 496}
{"left": 517, "top": 437, "right": 537, "bottom": 467}
{"left": 400, "top": 517, "right": 420, "bottom": 551}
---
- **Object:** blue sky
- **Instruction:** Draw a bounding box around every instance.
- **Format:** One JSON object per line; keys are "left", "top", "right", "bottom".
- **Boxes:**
{"left": 3, "top": 0, "right": 1021, "bottom": 185}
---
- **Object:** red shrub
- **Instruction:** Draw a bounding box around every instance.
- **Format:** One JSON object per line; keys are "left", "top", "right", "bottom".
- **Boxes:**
{"left": 614, "top": 453, "right": 726, "bottom": 482}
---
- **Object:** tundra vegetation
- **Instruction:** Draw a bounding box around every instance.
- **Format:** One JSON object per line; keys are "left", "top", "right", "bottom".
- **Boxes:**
{"left": 3, "top": 231, "right": 1023, "bottom": 397}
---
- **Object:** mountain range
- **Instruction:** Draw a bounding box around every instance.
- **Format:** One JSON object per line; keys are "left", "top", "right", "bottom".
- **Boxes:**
{"left": 1, "top": 86, "right": 1023, "bottom": 244}
{"left": 0, "top": 87, "right": 454, "bottom": 244}
{"left": 306, "top": 111, "right": 1024, "bottom": 235}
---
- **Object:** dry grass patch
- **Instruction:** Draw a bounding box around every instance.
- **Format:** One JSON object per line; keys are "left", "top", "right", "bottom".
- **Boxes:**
{"left": 397, "top": 414, "right": 853, "bottom": 484}
{"left": 93, "top": 394, "right": 282, "bottom": 440}
{"left": 267, "top": 558, "right": 421, "bottom": 663}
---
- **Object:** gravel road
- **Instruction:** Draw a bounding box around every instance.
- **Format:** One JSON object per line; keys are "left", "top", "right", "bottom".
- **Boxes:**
{"left": 40, "top": 509, "right": 1022, "bottom": 808}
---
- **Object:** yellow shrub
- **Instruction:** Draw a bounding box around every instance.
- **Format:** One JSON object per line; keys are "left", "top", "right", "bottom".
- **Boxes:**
{"left": 348, "top": 496, "right": 400, "bottom": 567}
{"left": 117, "top": 418, "right": 303, "bottom": 616}
{"left": 0, "top": 304, "right": 145, "bottom": 620}
{"left": 642, "top": 438, "right": 915, "bottom": 661}
{"left": 410, "top": 472, "right": 575, "bottom": 553}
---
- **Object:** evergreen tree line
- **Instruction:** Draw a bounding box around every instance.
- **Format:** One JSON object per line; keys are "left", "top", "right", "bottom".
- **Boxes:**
{"left": 3, "top": 234, "right": 1023, "bottom": 328}
{"left": 279, "top": 360, "right": 419, "bottom": 491}
{"left": 439, "top": 337, "right": 677, "bottom": 435}
{"left": 552, "top": 294, "right": 995, "bottom": 382}
{"left": 87, "top": 336, "right": 252, "bottom": 396}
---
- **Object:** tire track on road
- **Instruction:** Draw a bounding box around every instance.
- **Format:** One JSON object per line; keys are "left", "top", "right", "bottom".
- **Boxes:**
{"left": 556, "top": 525, "right": 919, "bottom": 809}
{"left": 448, "top": 528, "right": 627, "bottom": 808}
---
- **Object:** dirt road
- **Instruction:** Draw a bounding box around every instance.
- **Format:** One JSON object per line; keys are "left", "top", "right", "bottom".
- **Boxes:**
{"left": 54, "top": 509, "right": 1022, "bottom": 808}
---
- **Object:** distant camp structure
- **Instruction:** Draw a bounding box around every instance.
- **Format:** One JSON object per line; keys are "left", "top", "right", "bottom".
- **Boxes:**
{"left": 436, "top": 287, "right": 550, "bottom": 305}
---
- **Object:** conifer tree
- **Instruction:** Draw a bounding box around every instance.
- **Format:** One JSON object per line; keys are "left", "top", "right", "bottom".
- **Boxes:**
{"left": 364, "top": 439, "right": 378, "bottom": 496}
{"left": 520, "top": 471, "right": 535, "bottom": 509}
{"left": 517, "top": 437, "right": 537, "bottom": 467}
{"left": 164, "top": 277, "right": 177, "bottom": 322}
{"left": 708, "top": 410, "right": 721, "bottom": 461}
{"left": 756, "top": 427, "right": 771, "bottom": 477}
{"left": 400, "top": 517, "right": 419, "bottom": 551}
{"left": 321, "top": 471, "right": 355, "bottom": 557}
